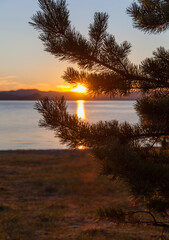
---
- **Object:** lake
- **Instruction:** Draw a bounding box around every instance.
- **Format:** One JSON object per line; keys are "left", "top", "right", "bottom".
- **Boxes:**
{"left": 0, "top": 101, "right": 139, "bottom": 150}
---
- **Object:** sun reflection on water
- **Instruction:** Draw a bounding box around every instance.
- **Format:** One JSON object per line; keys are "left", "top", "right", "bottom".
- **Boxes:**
{"left": 76, "top": 100, "right": 86, "bottom": 150}
{"left": 77, "top": 100, "right": 86, "bottom": 120}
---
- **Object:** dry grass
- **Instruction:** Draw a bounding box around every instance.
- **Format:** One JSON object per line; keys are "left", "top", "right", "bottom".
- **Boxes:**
{"left": 0, "top": 150, "right": 167, "bottom": 240}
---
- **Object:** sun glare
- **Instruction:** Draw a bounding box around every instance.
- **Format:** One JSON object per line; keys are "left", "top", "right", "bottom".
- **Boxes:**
{"left": 71, "top": 84, "right": 87, "bottom": 93}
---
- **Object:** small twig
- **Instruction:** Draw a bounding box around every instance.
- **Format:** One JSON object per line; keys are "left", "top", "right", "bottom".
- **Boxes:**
{"left": 129, "top": 210, "right": 169, "bottom": 228}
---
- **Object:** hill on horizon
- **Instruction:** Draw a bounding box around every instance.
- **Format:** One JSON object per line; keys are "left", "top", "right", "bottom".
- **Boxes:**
{"left": 0, "top": 89, "right": 142, "bottom": 100}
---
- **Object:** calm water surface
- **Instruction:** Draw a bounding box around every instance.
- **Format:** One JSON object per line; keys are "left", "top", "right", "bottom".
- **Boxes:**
{"left": 0, "top": 101, "right": 139, "bottom": 150}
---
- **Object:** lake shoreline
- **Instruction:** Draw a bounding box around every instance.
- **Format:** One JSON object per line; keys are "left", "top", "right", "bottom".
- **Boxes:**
{"left": 0, "top": 149, "right": 83, "bottom": 155}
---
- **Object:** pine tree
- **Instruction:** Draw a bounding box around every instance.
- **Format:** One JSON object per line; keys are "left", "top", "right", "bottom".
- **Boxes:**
{"left": 30, "top": 0, "right": 169, "bottom": 226}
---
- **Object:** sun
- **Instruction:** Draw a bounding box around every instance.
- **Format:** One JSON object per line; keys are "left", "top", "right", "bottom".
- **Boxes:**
{"left": 71, "top": 84, "right": 87, "bottom": 93}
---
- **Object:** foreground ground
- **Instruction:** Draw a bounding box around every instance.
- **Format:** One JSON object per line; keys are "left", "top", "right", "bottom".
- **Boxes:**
{"left": 0, "top": 150, "right": 168, "bottom": 240}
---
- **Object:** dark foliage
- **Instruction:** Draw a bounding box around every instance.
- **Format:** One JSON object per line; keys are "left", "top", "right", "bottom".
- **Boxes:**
{"left": 30, "top": 1, "right": 169, "bottom": 94}
{"left": 31, "top": 0, "right": 169, "bottom": 225}
{"left": 127, "top": 0, "right": 169, "bottom": 33}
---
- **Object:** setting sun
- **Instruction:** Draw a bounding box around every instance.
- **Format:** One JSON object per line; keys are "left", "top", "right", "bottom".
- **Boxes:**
{"left": 71, "top": 84, "right": 87, "bottom": 93}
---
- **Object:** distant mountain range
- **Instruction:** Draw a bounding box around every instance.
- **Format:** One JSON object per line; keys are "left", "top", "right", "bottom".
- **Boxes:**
{"left": 0, "top": 89, "right": 143, "bottom": 100}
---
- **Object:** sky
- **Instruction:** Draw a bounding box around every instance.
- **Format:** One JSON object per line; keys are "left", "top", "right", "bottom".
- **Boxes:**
{"left": 0, "top": 0, "right": 169, "bottom": 92}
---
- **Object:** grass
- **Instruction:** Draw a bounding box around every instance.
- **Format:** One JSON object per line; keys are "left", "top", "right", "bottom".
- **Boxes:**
{"left": 0, "top": 150, "right": 168, "bottom": 240}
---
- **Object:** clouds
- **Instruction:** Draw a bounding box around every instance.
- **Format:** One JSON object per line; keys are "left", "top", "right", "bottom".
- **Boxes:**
{"left": 0, "top": 75, "right": 16, "bottom": 80}
{"left": 0, "top": 75, "right": 24, "bottom": 91}
{"left": 0, "top": 75, "right": 60, "bottom": 91}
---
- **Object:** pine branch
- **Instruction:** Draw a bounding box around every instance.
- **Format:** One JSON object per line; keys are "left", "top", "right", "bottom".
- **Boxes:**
{"left": 30, "top": 0, "right": 169, "bottom": 94}
{"left": 35, "top": 97, "right": 169, "bottom": 149}
{"left": 127, "top": 0, "right": 169, "bottom": 33}
{"left": 31, "top": 0, "right": 169, "bottom": 216}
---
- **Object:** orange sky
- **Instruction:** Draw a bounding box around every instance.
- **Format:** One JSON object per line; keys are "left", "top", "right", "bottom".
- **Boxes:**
{"left": 0, "top": 0, "right": 168, "bottom": 92}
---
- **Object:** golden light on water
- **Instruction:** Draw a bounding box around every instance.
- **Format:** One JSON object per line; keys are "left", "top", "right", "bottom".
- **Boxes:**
{"left": 77, "top": 100, "right": 86, "bottom": 120}
{"left": 77, "top": 100, "right": 86, "bottom": 150}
